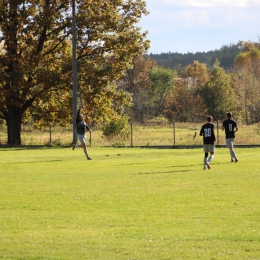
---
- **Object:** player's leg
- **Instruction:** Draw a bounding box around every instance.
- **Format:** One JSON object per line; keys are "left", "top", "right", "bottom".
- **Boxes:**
{"left": 226, "top": 139, "right": 233, "bottom": 161}
{"left": 208, "top": 153, "right": 214, "bottom": 162}
{"left": 75, "top": 135, "right": 84, "bottom": 148}
{"left": 230, "top": 148, "right": 238, "bottom": 162}
{"left": 231, "top": 138, "right": 238, "bottom": 162}
{"left": 229, "top": 148, "right": 237, "bottom": 162}
{"left": 203, "top": 146, "right": 209, "bottom": 170}
{"left": 73, "top": 135, "right": 83, "bottom": 149}
{"left": 204, "top": 152, "right": 210, "bottom": 169}
{"left": 84, "top": 144, "right": 92, "bottom": 160}
{"left": 227, "top": 138, "right": 237, "bottom": 162}
{"left": 207, "top": 144, "right": 215, "bottom": 164}
{"left": 72, "top": 137, "right": 78, "bottom": 150}
{"left": 79, "top": 134, "right": 91, "bottom": 160}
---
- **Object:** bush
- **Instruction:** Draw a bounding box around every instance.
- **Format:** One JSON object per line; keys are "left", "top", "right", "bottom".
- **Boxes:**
{"left": 102, "top": 116, "right": 130, "bottom": 141}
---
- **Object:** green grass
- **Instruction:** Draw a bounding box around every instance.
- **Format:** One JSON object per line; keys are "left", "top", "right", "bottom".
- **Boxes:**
{"left": 0, "top": 147, "right": 260, "bottom": 259}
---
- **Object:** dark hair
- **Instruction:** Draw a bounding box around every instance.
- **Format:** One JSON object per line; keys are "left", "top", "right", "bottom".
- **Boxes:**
{"left": 207, "top": 115, "right": 213, "bottom": 122}
{"left": 226, "top": 112, "right": 232, "bottom": 118}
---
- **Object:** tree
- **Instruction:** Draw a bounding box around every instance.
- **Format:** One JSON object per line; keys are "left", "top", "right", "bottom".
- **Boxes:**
{"left": 181, "top": 60, "right": 209, "bottom": 88}
{"left": 233, "top": 43, "right": 260, "bottom": 123}
{"left": 164, "top": 81, "right": 207, "bottom": 122}
{"left": 198, "top": 62, "right": 236, "bottom": 121}
{"left": 118, "top": 55, "right": 156, "bottom": 123}
{"left": 149, "top": 44, "right": 241, "bottom": 70}
{"left": 0, "top": 0, "right": 149, "bottom": 145}
{"left": 149, "top": 66, "right": 175, "bottom": 116}
{"left": 164, "top": 61, "right": 208, "bottom": 122}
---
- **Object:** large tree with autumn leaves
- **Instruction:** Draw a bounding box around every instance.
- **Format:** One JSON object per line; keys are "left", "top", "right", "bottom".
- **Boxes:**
{"left": 233, "top": 41, "right": 260, "bottom": 124}
{"left": 0, "top": 0, "right": 149, "bottom": 145}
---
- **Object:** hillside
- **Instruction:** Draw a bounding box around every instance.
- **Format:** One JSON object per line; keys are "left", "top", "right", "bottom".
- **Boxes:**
{"left": 149, "top": 44, "right": 242, "bottom": 70}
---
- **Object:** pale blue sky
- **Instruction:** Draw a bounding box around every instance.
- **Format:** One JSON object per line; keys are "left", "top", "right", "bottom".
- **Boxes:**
{"left": 139, "top": 0, "right": 260, "bottom": 54}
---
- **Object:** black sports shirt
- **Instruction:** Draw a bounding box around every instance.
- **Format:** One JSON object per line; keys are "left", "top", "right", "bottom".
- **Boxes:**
{"left": 199, "top": 122, "right": 216, "bottom": 144}
{"left": 222, "top": 118, "right": 238, "bottom": 138}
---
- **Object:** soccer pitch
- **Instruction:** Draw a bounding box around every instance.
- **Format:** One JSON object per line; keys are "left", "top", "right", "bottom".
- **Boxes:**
{"left": 0, "top": 147, "right": 260, "bottom": 259}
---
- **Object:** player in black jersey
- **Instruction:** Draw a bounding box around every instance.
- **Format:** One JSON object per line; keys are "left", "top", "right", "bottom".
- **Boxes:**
{"left": 200, "top": 115, "right": 216, "bottom": 170}
{"left": 222, "top": 112, "right": 238, "bottom": 162}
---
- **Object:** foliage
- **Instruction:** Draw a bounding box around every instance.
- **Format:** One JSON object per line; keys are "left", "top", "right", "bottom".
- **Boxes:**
{"left": 101, "top": 114, "right": 130, "bottom": 141}
{"left": 0, "top": 0, "right": 150, "bottom": 145}
{"left": 180, "top": 60, "right": 209, "bottom": 87}
{"left": 149, "top": 66, "right": 176, "bottom": 116}
{"left": 235, "top": 47, "right": 260, "bottom": 69}
{"left": 118, "top": 55, "right": 157, "bottom": 123}
{"left": 149, "top": 44, "right": 242, "bottom": 71}
{"left": 198, "top": 62, "right": 236, "bottom": 120}
{"left": 233, "top": 42, "right": 260, "bottom": 124}
{"left": 164, "top": 84, "right": 207, "bottom": 122}
{"left": 164, "top": 61, "right": 208, "bottom": 122}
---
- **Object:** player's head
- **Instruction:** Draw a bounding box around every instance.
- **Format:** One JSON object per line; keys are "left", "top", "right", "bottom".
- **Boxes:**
{"left": 207, "top": 115, "right": 213, "bottom": 122}
{"left": 79, "top": 114, "right": 84, "bottom": 121}
{"left": 226, "top": 112, "right": 232, "bottom": 119}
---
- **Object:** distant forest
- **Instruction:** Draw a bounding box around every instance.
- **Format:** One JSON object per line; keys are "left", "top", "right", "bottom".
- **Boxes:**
{"left": 149, "top": 44, "right": 242, "bottom": 71}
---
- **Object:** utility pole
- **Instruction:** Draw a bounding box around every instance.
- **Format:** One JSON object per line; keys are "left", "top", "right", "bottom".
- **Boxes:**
{"left": 72, "top": 0, "right": 78, "bottom": 144}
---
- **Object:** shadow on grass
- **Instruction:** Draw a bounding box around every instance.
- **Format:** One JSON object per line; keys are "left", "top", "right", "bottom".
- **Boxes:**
{"left": 137, "top": 169, "right": 193, "bottom": 174}
{"left": 2, "top": 159, "right": 63, "bottom": 165}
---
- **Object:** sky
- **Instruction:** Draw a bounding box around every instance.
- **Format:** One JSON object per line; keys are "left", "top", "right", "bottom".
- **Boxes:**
{"left": 138, "top": 0, "right": 260, "bottom": 54}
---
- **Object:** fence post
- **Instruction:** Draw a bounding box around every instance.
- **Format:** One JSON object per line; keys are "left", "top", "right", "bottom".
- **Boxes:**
{"left": 173, "top": 122, "right": 176, "bottom": 146}
{"left": 49, "top": 125, "right": 52, "bottom": 146}
{"left": 217, "top": 120, "right": 219, "bottom": 145}
{"left": 130, "top": 123, "right": 133, "bottom": 147}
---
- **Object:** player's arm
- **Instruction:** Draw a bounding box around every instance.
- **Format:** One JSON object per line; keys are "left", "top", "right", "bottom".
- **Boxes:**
{"left": 76, "top": 109, "right": 80, "bottom": 124}
{"left": 86, "top": 123, "right": 92, "bottom": 133}
{"left": 199, "top": 124, "right": 205, "bottom": 136}
{"left": 199, "top": 127, "right": 204, "bottom": 136}
{"left": 234, "top": 125, "right": 239, "bottom": 132}
{"left": 213, "top": 128, "right": 216, "bottom": 142}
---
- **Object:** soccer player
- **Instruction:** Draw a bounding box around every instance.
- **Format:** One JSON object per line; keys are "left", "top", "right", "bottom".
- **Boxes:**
{"left": 222, "top": 112, "right": 238, "bottom": 162}
{"left": 72, "top": 108, "right": 92, "bottom": 160}
{"left": 199, "top": 115, "right": 216, "bottom": 170}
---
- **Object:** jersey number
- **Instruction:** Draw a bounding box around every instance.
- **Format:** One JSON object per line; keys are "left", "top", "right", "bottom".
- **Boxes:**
{"left": 204, "top": 128, "right": 211, "bottom": 137}
{"left": 229, "top": 124, "right": 233, "bottom": 131}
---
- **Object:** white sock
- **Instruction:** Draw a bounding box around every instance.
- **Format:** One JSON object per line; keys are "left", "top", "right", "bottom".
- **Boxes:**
{"left": 208, "top": 155, "right": 214, "bottom": 163}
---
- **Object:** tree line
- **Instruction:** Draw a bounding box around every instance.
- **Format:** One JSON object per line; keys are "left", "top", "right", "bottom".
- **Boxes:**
{"left": 149, "top": 44, "right": 242, "bottom": 71}
{"left": 119, "top": 40, "right": 260, "bottom": 128}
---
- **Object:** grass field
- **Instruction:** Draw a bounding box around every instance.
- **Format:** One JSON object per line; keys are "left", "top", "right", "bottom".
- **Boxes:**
{"left": 0, "top": 147, "right": 260, "bottom": 259}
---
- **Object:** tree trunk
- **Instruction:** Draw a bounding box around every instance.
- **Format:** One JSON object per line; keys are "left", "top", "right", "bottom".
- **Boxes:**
{"left": 7, "top": 106, "right": 23, "bottom": 146}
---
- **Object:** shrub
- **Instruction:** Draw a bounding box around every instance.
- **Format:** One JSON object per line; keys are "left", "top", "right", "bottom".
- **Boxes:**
{"left": 102, "top": 115, "right": 130, "bottom": 141}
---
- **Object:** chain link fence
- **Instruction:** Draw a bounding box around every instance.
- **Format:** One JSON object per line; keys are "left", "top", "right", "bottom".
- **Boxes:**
{"left": 1, "top": 121, "right": 260, "bottom": 147}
